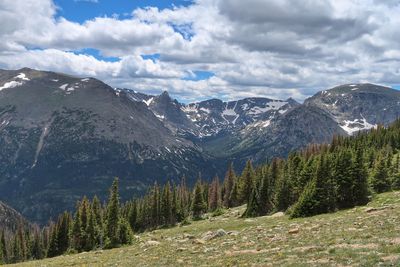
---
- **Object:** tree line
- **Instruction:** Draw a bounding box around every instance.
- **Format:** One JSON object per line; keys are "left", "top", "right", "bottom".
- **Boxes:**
{"left": 2, "top": 120, "right": 400, "bottom": 264}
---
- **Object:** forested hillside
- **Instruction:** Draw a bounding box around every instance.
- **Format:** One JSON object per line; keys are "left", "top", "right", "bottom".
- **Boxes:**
{"left": 2, "top": 120, "right": 400, "bottom": 264}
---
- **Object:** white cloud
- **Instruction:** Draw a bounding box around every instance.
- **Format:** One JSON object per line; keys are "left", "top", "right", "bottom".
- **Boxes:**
{"left": 0, "top": 0, "right": 399, "bottom": 102}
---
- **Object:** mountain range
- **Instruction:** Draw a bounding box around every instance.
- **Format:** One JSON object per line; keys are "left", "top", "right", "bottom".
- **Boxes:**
{"left": 1, "top": 67, "right": 399, "bottom": 223}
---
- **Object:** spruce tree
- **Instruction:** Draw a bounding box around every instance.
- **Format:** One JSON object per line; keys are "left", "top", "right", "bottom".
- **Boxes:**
{"left": 161, "top": 182, "right": 172, "bottom": 226}
{"left": 239, "top": 160, "right": 255, "bottom": 204}
{"left": 208, "top": 176, "right": 222, "bottom": 212}
{"left": 46, "top": 225, "right": 59, "bottom": 258}
{"left": 57, "top": 212, "right": 71, "bottom": 255}
{"left": 242, "top": 188, "right": 261, "bottom": 217}
{"left": 352, "top": 148, "right": 370, "bottom": 205}
{"left": 128, "top": 201, "right": 138, "bottom": 232}
{"left": 223, "top": 163, "right": 236, "bottom": 207}
{"left": 333, "top": 150, "right": 355, "bottom": 209}
{"left": 85, "top": 208, "right": 97, "bottom": 250}
{"left": 191, "top": 180, "right": 206, "bottom": 220}
{"left": 70, "top": 202, "right": 82, "bottom": 251}
{"left": 371, "top": 153, "right": 391, "bottom": 193}
{"left": 291, "top": 155, "right": 335, "bottom": 218}
{"left": 105, "top": 178, "right": 121, "bottom": 248}
{"left": 257, "top": 168, "right": 274, "bottom": 215}
{"left": 118, "top": 218, "right": 133, "bottom": 245}
{"left": 274, "top": 164, "right": 292, "bottom": 211}
{"left": 0, "top": 230, "right": 6, "bottom": 264}
{"left": 228, "top": 180, "right": 239, "bottom": 207}
{"left": 30, "top": 229, "right": 44, "bottom": 260}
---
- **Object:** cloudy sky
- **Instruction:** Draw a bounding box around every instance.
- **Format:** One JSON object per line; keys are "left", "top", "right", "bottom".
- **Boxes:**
{"left": 0, "top": 0, "right": 399, "bottom": 102}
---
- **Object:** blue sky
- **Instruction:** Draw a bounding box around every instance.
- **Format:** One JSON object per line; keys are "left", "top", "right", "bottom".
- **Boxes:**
{"left": 54, "top": 0, "right": 193, "bottom": 23}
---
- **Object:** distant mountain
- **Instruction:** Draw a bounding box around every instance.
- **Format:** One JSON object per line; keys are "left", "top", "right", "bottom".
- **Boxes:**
{"left": 0, "top": 68, "right": 217, "bottom": 223}
{"left": 125, "top": 83, "right": 400, "bottom": 166}
{"left": 305, "top": 83, "right": 400, "bottom": 134}
{"left": 2, "top": 67, "right": 399, "bottom": 224}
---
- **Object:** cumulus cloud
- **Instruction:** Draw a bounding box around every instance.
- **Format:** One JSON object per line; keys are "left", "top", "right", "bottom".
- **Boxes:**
{"left": 0, "top": 0, "right": 399, "bottom": 102}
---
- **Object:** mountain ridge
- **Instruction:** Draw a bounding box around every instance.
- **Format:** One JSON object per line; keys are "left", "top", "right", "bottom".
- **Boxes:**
{"left": 1, "top": 67, "right": 400, "bottom": 223}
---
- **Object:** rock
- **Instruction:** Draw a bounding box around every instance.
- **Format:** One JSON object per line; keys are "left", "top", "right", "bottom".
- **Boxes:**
{"left": 271, "top": 211, "right": 285, "bottom": 217}
{"left": 214, "top": 229, "right": 227, "bottom": 238}
{"left": 288, "top": 228, "right": 299, "bottom": 234}
{"left": 201, "top": 231, "right": 214, "bottom": 241}
{"left": 365, "top": 207, "right": 378, "bottom": 213}
{"left": 193, "top": 239, "right": 206, "bottom": 245}
{"left": 244, "top": 219, "right": 255, "bottom": 222}
{"left": 145, "top": 240, "right": 160, "bottom": 246}
{"left": 227, "top": 230, "right": 240, "bottom": 236}
{"left": 183, "top": 233, "right": 195, "bottom": 239}
{"left": 202, "top": 229, "right": 227, "bottom": 240}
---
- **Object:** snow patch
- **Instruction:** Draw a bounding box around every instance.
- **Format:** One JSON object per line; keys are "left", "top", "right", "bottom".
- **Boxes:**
{"left": 81, "top": 78, "right": 90, "bottom": 82}
{"left": 143, "top": 97, "right": 154, "bottom": 106}
{"left": 51, "top": 79, "right": 59, "bottom": 82}
{"left": 0, "top": 80, "right": 23, "bottom": 91}
{"left": 59, "top": 84, "right": 68, "bottom": 90}
{"left": 154, "top": 113, "right": 165, "bottom": 120}
{"left": 339, "top": 116, "right": 377, "bottom": 135}
{"left": 200, "top": 107, "right": 211, "bottom": 114}
{"left": 248, "top": 101, "right": 287, "bottom": 115}
{"left": 15, "top": 73, "right": 30, "bottom": 81}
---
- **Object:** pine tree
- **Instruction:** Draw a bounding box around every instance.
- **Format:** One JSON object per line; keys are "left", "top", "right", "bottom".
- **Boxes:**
{"left": 161, "top": 182, "right": 172, "bottom": 226}
{"left": 333, "top": 149, "right": 355, "bottom": 209}
{"left": 105, "top": 178, "right": 122, "bottom": 248}
{"left": 208, "top": 176, "right": 222, "bottom": 212}
{"left": 239, "top": 160, "right": 255, "bottom": 204}
{"left": 0, "top": 230, "right": 7, "bottom": 264}
{"left": 191, "top": 180, "right": 206, "bottom": 220}
{"left": 242, "top": 188, "right": 261, "bottom": 217}
{"left": 118, "top": 218, "right": 133, "bottom": 245}
{"left": 352, "top": 148, "right": 370, "bottom": 205}
{"left": 290, "top": 179, "right": 318, "bottom": 218}
{"left": 85, "top": 208, "right": 97, "bottom": 251}
{"left": 46, "top": 224, "right": 59, "bottom": 258}
{"left": 91, "top": 195, "right": 103, "bottom": 247}
{"left": 291, "top": 155, "right": 336, "bottom": 218}
{"left": 223, "top": 163, "right": 236, "bottom": 207}
{"left": 151, "top": 182, "right": 161, "bottom": 228}
{"left": 257, "top": 168, "right": 274, "bottom": 215}
{"left": 30, "top": 229, "right": 44, "bottom": 260}
{"left": 274, "top": 164, "right": 292, "bottom": 211}
{"left": 79, "top": 196, "right": 90, "bottom": 250}
{"left": 371, "top": 153, "right": 391, "bottom": 193}
{"left": 57, "top": 212, "right": 71, "bottom": 255}
{"left": 128, "top": 200, "right": 138, "bottom": 232}
{"left": 228, "top": 180, "right": 239, "bottom": 207}
{"left": 70, "top": 201, "right": 82, "bottom": 251}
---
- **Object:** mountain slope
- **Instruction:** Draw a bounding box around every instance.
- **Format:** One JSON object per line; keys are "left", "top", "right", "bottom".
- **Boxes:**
{"left": 13, "top": 191, "right": 400, "bottom": 266}
{"left": 0, "top": 68, "right": 217, "bottom": 223}
{"left": 0, "top": 201, "right": 28, "bottom": 233}
{"left": 306, "top": 83, "right": 400, "bottom": 135}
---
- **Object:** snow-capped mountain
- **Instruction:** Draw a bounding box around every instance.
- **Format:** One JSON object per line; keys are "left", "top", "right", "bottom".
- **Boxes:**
{"left": 0, "top": 68, "right": 218, "bottom": 223}
{"left": 125, "top": 89, "right": 300, "bottom": 139}
{"left": 2, "top": 67, "right": 400, "bottom": 224}
{"left": 305, "top": 83, "right": 400, "bottom": 135}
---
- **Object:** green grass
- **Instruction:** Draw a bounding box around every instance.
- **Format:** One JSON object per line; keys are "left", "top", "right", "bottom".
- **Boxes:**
{"left": 11, "top": 191, "right": 400, "bottom": 266}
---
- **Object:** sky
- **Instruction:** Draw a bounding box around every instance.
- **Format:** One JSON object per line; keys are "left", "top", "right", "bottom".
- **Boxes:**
{"left": 0, "top": 0, "right": 399, "bottom": 102}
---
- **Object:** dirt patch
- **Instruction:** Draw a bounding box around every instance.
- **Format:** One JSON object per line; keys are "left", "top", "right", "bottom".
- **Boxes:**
{"left": 332, "top": 243, "right": 378, "bottom": 249}
{"left": 381, "top": 255, "right": 400, "bottom": 262}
